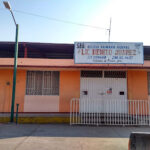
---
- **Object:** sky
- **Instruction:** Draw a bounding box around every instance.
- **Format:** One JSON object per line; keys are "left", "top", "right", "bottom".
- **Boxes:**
{"left": 0, "top": 0, "right": 150, "bottom": 45}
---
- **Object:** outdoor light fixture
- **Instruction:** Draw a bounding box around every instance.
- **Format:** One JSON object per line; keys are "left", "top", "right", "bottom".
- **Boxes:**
{"left": 3, "top": 1, "right": 11, "bottom": 10}
{"left": 3, "top": 1, "right": 19, "bottom": 122}
{"left": 3, "top": 1, "right": 17, "bottom": 26}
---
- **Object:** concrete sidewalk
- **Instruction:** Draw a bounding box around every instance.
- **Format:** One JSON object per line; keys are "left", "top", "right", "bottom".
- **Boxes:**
{"left": 0, "top": 124, "right": 150, "bottom": 150}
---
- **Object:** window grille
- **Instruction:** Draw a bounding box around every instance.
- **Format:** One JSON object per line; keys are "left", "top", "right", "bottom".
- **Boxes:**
{"left": 147, "top": 72, "right": 150, "bottom": 95}
{"left": 26, "top": 71, "right": 59, "bottom": 95}
{"left": 81, "top": 71, "right": 102, "bottom": 78}
{"left": 104, "top": 71, "right": 126, "bottom": 78}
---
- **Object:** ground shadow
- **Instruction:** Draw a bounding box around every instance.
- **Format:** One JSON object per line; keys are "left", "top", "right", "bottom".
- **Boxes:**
{"left": 0, "top": 124, "right": 150, "bottom": 139}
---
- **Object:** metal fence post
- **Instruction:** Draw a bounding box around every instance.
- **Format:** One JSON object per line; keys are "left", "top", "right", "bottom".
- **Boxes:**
{"left": 16, "top": 104, "right": 19, "bottom": 124}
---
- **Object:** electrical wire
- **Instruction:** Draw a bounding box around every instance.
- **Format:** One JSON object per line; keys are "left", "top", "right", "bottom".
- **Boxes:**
{"left": 11, "top": 9, "right": 107, "bottom": 30}
{"left": 0, "top": 7, "right": 108, "bottom": 30}
{"left": 14, "top": 10, "right": 107, "bottom": 30}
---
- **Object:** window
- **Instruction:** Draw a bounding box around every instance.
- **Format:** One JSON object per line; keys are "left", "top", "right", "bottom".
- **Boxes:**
{"left": 26, "top": 71, "right": 59, "bottom": 95}
{"left": 104, "top": 71, "right": 126, "bottom": 78}
{"left": 147, "top": 72, "right": 150, "bottom": 95}
{"left": 81, "top": 71, "right": 102, "bottom": 78}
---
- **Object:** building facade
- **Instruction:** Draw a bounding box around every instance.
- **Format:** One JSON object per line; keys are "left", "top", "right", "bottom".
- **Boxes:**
{"left": 0, "top": 42, "right": 150, "bottom": 124}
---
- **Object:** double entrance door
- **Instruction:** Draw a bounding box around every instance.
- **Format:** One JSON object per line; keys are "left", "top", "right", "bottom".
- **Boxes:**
{"left": 80, "top": 71, "right": 127, "bottom": 113}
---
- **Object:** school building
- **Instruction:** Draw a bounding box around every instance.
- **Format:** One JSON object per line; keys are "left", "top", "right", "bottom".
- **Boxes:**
{"left": 0, "top": 42, "right": 150, "bottom": 125}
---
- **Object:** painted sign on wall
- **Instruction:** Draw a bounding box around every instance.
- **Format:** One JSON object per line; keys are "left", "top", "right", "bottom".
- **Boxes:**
{"left": 74, "top": 42, "right": 143, "bottom": 64}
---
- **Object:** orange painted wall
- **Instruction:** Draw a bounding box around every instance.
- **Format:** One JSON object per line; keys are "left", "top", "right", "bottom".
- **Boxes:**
{"left": 1, "top": 69, "right": 149, "bottom": 113}
{"left": 59, "top": 71, "right": 80, "bottom": 112}
{"left": 0, "top": 69, "right": 26, "bottom": 112}
{"left": 0, "top": 70, "right": 12, "bottom": 112}
{"left": 127, "top": 70, "right": 148, "bottom": 100}
{"left": 15, "top": 70, "right": 26, "bottom": 112}
{"left": 127, "top": 70, "right": 148, "bottom": 115}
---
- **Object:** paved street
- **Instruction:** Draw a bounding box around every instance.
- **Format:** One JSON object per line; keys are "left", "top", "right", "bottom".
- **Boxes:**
{"left": 0, "top": 124, "right": 150, "bottom": 150}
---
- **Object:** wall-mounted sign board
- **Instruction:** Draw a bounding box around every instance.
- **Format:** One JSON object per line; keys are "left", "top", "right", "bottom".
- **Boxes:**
{"left": 74, "top": 42, "right": 144, "bottom": 64}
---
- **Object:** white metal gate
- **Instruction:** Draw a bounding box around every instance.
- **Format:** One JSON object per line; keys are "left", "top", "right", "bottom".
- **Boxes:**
{"left": 80, "top": 71, "right": 127, "bottom": 113}
{"left": 70, "top": 98, "right": 150, "bottom": 126}
{"left": 70, "top": 71, "right": 150, "bottom": 126}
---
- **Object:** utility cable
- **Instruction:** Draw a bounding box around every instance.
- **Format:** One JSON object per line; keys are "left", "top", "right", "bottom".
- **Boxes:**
{"left": 0, "top": 7, "right": 107, "bottom": 30}
{"left": 14, "top": 9, "right": 107, "bottom": 30}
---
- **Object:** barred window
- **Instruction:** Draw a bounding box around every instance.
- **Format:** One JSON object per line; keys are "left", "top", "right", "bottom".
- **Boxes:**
{"left": 148, "top": 72, "right": 150, "bottom": 95}
{"left": 26, "top": 71, "right": 59, "bottom": 95}
{"left": 81, "top": 71, "right": 102, "bottom": 78}
{"left": 104, "top": 71, "right": 126, "bottom": 78}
